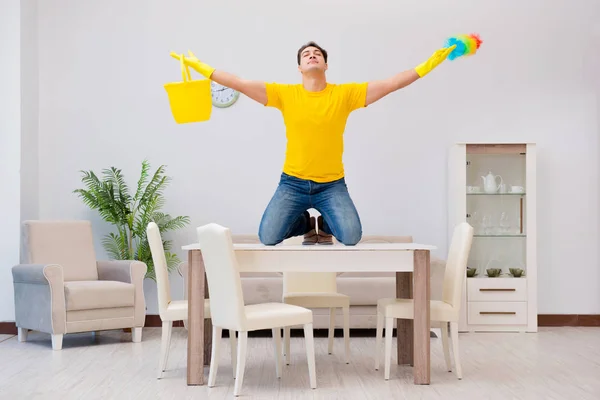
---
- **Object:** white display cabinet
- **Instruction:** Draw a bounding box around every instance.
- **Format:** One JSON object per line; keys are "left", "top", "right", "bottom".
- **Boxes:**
{"left": 448, "top": 143, "right": 537, "bottom": 332}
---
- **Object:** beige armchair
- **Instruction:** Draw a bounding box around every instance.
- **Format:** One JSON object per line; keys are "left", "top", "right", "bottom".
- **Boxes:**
{"left": 12, "top": 220, "right": 147, "bottom": 350}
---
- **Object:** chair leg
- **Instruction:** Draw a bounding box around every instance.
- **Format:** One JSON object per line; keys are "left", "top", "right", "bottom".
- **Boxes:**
{"left": 229, "top": 330, "right": 237, "bottom": 378}
{"left": 284, "top": 327, "right": 291, "bottom": 365}
{"left": 328, "top": 308, "right": 335, "bottom": 355}
{"left": 272, "top": 328, "right": 282, "bottom": 378}
{"left": 450, "top": 322, "right": 462, "bottom": 379}
{"left": 233, "top": 331, "right": 248, "bottom": 397}
{"left": 158, "top": 321, "right": 172, "bottom": 379}
{"left": 441, "top": 321, "right": 452, "bottom": 372}
{"left": 18, "top": 328, "right": 28, "bottom": 342}
{"left": 208, "top": 326, "right": 222, "bottom": 387}
{"left": 375, "top": 311, "right": 383, "bottom": 370}
{"left": 51, "top": 334, "right": 63, "bottom": 351}
{"left": 384, "top": 317, "right": 394, "bottom": 380}
{"left": 132, "top": 327, "right": 142, "bottom": 343}
{"left": 342, "top": 305, "right": 350, "bottom": 364}
{"left": 303, "top": 323, "right": 317, "bottom": 389}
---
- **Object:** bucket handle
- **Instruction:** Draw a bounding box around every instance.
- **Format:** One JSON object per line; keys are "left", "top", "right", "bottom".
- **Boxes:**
{"left": 179, "top": 54, "right": 192, "bottom": 82}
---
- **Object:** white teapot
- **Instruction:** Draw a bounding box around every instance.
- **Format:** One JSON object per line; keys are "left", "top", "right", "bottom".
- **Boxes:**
{"left": 481, "top": 171, "right": 503, "bottom": 193}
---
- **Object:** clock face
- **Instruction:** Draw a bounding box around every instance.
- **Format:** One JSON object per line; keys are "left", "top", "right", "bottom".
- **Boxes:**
{"left": 211, "top": 82, "right": 240, "bottom": 108}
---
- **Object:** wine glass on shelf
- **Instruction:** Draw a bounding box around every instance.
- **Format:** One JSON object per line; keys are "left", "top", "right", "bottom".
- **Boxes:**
{"left": 499, "top": 212, "right": 510, "bottom": 235}
{"left": 481, "top": 214, "right": 492, "bottom": 235}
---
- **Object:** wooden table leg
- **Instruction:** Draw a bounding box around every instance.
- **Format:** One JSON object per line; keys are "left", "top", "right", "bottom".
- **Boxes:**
{"left": 204, "top": 277, "right": 212, "bottom": 366}
{"left": 187, "top": 250, "right": 206, "bottom": 385}
{"left": 413, "top": 250, "right": 431, "bottom": 384}
{"left": 396, "top": 272, "right": 413, "bottom": 366}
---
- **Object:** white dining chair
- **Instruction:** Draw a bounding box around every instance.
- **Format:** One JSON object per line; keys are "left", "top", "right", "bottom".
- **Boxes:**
{"left": 146, "top": 222, "right": 237, "bottom": 379}
{"left": 359, "top": 235, "right": 447, "bottom": 339}
{"left": 196, "top": 223, "right": 317, "bottom": 396}
{"left": 274, "top": 235, "right": 351, "bottom": 364}
{"left": 374, "top": 222, "right": 474, "bottom": 380}
{"left": 282, "top": 270, "right": 350, "bottom": 364}
{"left": 222, "top": 234, "right": 351, "bottom": 364}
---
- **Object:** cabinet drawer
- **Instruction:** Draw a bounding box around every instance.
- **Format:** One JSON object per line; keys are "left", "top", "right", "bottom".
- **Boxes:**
{"left": 468, "top": 302, "right": 527, "bottom": 325}
{"left": 468, "top": 278, "right": 527, "bottom": 301}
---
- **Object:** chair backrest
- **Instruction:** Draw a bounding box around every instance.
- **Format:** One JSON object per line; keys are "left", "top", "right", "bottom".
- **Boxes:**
{"left": 283, "top": 271, "right": 338, "bottom": 294}
{"left": 442, "top": 222, "right": 474, "bottom": 307}
{"left": 197, "top": 223, "right": 247, "bottom": 330}
{"left": 22, "top": 220, "right": 99, "bottom": 281}
{"left": 146, "top": 222, "right": 171, "bottom": 319}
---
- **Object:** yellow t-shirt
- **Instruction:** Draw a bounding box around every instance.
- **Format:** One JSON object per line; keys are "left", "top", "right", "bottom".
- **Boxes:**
{"left": 265, "top": 82, "right": 368, "bottom": 183}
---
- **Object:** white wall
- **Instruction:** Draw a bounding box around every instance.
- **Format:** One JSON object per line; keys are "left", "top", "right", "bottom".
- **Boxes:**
{"left": 595, "top": 21, "right": 600, "bottom": 314}
{"left": 0, "top": 0, "right": 21, "bottom": 322}
{"left": 20, "top": 0, "right": 39, "bottom": 241}
{"left": 2, "top": 0, "right": 598, "bottom": 319}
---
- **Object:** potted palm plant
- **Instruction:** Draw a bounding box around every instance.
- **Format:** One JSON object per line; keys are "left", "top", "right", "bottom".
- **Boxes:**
{"left": 73, "top": 159, "right": 189, "bottom": 281}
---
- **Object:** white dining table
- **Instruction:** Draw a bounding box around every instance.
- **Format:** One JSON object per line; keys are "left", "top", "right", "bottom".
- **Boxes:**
{"left": 181, "top": 242, "right": 436, "bottom": 386}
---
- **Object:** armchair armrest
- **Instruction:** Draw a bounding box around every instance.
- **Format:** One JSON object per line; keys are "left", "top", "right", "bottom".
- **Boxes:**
{"left": 12, "top": 264, "right": 66, "bottom": 334}
{"left": 96, "top": 260, "right": 147, "bottom": 327}
{"left": 12, "top": 263, "right": 63, "bottom": 285}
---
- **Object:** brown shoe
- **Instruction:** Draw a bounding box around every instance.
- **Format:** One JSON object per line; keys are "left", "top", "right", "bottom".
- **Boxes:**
{"left": 302, "top": 216, "right": 318, "bottom": 245}
{"left": 316, "top": 215, "right": 333, "bottom": 245}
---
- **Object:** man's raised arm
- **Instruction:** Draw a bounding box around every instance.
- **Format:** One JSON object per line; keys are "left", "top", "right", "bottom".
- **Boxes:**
{"left": 171, "top": 51, "right": 268, "bottom": 105}
{"left": 364, "top": 45, "right": 455, "bottom": 106}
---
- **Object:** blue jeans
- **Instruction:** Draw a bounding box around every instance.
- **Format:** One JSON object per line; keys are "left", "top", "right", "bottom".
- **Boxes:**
{"left": 258, "top": 173, "right": 362, "bottom": 245}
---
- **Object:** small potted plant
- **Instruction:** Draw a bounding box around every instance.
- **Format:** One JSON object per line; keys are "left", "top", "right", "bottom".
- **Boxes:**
{"left": 73, "top": 159, "right": 190, "bottom": 281}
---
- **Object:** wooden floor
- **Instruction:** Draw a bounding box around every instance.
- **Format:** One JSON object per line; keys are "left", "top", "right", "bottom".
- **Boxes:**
{"left": 0, "top": 327, "right": 598, "bottom": 399}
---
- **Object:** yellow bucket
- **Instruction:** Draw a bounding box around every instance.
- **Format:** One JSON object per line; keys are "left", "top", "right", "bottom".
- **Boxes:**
{"left": 164, "top": 55, "right": 212, "bottom": 123}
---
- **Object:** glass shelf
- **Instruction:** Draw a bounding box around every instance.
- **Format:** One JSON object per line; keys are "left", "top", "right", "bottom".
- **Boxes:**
{"left": 467, "top": 193, "right": 525, "bottom": 196}
{"left": 474, "top": 234, "right": 526, "bottom": 238}
{"left": 466, "top": 275, "right": 526, "bottom": 279}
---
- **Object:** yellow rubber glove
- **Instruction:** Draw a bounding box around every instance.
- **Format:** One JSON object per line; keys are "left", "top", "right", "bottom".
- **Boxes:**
{"left": 414, "top": 45, "right": 456, "bottom": 78}
{"left": 170, "top": 50, "right": 215, "bottom": 79}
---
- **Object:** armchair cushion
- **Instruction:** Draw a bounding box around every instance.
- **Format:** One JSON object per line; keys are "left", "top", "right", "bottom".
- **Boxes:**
{"left": 96, "top": 260, "right": 147, "bottom": 327}
{"left": 22, "top": 220, "right": 98, "bottom": 281}
{"left": 64, "top": 281, "right": 135, "bottom": 311}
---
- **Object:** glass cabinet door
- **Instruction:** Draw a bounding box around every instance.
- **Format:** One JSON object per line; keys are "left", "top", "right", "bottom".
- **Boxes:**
{"left": 464, "top": 144, "right": 527, "bottom": 278}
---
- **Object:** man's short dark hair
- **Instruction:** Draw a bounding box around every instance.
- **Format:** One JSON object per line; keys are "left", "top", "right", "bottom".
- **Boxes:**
{"left": 297, "top": 41, "right": 328, "bottom": 65}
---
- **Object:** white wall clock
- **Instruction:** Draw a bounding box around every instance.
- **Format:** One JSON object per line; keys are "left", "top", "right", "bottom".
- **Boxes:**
{"left": 211, "top": 81, "right": 240, "bottom": 108}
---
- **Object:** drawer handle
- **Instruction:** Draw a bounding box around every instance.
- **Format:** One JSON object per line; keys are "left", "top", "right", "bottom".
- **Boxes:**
{"left": 479, "top": 288, "right": 516, "bottom": 292}
{"left": 479, "top": 311, "right": 516, "bottom": 315}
